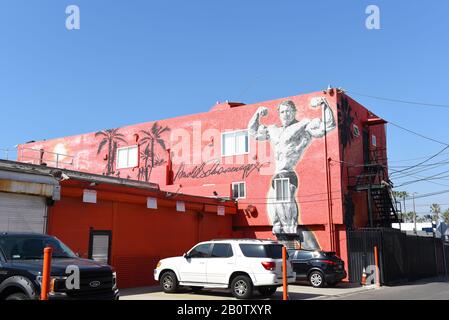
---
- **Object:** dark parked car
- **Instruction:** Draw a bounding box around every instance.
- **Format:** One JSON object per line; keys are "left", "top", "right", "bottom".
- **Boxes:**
{"left": 0, "top": 233, "right": 119, "bottom": 300}
{"left": 288, "top": 249, "right": 346, "bottom": 288}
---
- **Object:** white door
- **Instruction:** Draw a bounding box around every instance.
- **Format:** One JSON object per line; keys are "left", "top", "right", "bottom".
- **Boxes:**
{"left": 0, "top": 192, "right": 46, "bottom": 233}
{"left": 206, "top": 243, "right": 235, "bottom": 284}
{"left": 89, "top": 231, "right": 111, "bottom": 264}
{"left": 178, "top": 243, "right": 210, "bottom": 283}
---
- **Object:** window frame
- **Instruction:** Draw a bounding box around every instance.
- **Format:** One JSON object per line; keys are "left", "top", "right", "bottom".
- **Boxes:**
{"left": 116, "top": 145, "right": 139, "bottom": 169}
{"left": 88, "top": 230, "right": 112, "bottom": 265}
{"left": 372, "top": 134, "right": 377, "bottom": 147}
{"left": 239, "top": 244, "right": 284, "bottom": 259}
{"left": 232, "top": 181, "right": 246, "bottom": 200}
{"left": 210, "top": 243, "right": 234, "bottom": 258}
{"left": 188, "top": 243, "right": 212, "bottom": 258}
{"left": 274, "top": 177, "right": 291, "bottom": 203}
{"left": 221, "top": 130, "right": 250, "bottom": 157}
{"left": 353, "top": 124, "right": 360, "bottom": 138}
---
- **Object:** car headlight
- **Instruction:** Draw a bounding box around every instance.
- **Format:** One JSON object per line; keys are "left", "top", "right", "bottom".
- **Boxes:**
{"left": 36, "top": 275, "right": 67, "bottom": 293}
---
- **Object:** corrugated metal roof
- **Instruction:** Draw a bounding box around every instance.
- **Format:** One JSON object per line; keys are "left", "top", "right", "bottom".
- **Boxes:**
{"left": 0, "top": 159, "right": 159, "bottom": 191}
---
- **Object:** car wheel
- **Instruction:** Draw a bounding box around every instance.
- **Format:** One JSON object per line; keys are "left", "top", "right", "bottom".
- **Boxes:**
{"left": 160, "top": 271, "right": 179, "bottom": 293}
{"left": 6, "top": 293, "right": 29, "bottom": 300}
{"left": 309, "top": 271, "right": 325, "bottom": 288}
{"left": 258, "top": 286, "right": 277, "bottom": 297}
{"left": 231, "top": 275, "right": 253, "bottom": 299}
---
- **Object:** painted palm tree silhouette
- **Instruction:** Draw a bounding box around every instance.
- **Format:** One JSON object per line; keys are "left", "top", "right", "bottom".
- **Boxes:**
{"left": 95, "top": 128, "right": 127, "bottom": 176}
{"left": 338, "top": 95, "right": 354, "bottom": 156}
{"left": 138, "top": 122, "right": 170, "bottom": 182}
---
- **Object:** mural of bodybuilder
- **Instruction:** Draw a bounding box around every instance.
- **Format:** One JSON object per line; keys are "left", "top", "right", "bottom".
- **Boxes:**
{"left": 248, "top": 98, "right": 336, "bottom": 249}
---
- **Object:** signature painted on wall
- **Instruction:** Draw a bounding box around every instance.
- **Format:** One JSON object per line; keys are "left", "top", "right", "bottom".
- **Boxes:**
{"left": 174, "top": 161, "right": 269, "bottom": 182}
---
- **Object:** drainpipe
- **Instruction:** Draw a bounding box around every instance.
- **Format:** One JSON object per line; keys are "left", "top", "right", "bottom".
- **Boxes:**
{"left": 326, "top": 157, "right": 335, "bottom": 251}
{"left": 323, "top": 97, "right": 335, "bottom": 252}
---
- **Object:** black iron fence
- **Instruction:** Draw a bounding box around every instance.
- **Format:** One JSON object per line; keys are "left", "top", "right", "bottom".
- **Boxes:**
{"left": 347, "top": 228, "right": 448, "bottom": 285}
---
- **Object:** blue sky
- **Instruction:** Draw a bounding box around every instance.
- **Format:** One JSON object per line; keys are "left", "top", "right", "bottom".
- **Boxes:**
{"left": 1, "top": 0, "right": 448, "bottom": 214}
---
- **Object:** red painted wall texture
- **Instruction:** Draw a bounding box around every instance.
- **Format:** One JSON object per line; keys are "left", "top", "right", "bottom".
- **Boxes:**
{"left": 48, "top": 181, "right": 234, "bottom": 288}
{"left": 21, "top": 90, "right": 388, "bottom": 279}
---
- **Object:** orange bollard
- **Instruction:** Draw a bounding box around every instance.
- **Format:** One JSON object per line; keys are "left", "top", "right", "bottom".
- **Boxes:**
{"left": 282, "top": 246, "right": 288, "bottom": 300}
{"left": 374, "top": 246, "right": 380, "bottom": 288}
{"left": 40, "top": 247, "right": 53, "bottom": 300}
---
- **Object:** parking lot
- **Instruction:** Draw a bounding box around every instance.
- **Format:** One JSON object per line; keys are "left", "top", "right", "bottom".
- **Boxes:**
{"left": 120, "top": 282, "right": 375, "bottom": 300}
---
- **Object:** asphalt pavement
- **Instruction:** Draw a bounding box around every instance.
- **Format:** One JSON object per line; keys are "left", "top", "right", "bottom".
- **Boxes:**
{"left": 120, "top": 277, "right": 449, "bottom": 300}
{"left": 120, "top": 281, "right": 375, "bottom": 300}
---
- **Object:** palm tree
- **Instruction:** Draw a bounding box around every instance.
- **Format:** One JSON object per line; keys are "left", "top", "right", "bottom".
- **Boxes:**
{"left": 138, "top": 122, "right": 170, "bottom": 181}
{"left": 393, "top": 191, "right": 409, "bottom": 222}
{"left": 337, "top": 96, "right": 354, "bottom": 156}
{"left": 430, "top": 203, "right": 441, "bottom": 222}
{"left": 95, "top": 128, "right": 127, "bottom": 176}
{"left": 401, "top": 211, "right": 415, "bottom": 223}
{"left": 338, "top": 96, "right": 356, "bottom": 229}
{"left": 443, "top": 208, "right": 449, "bottom": 225}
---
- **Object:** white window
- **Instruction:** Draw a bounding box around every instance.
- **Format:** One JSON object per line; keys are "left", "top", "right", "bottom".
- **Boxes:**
{"left": 176, "top": 201, "right": 186, "bottom": 212}
{"left": 353, "top": 124, "right": 360, "bottom": 137}
{"left": 147, "top": 197, "right": 157, "bottom": 209}
{"left": 372, "top": 135, "right": 377, "bottom": 147}
{"left": 116, "top": 145, "right": 138, "bottom": 169}
{"left": 232, "top": 182, "right": 246, "bottom": 199}
{"left": 274, "top": 178, "right": 290, "bottom": 202}
{"left": 221, "top": 130, "right": 249, "bottom": 156}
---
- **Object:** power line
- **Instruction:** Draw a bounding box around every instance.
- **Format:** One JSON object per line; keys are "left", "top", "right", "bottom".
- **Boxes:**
{"left": 390, "top": 158, "right": 449, "bottom": 169}
{"left": 405, "top": 188, "right": 449, "bottom": 200}
{"left": 389, "top": 152, "right": 449, "bottom": 163}
{"left": 390, "top": 145, "right": 449, "bottom": 176}
{"left": 346, "top": 90, "right": 449, "bottom": 109}
{"left": 388, "top": 121, "right": 449, "bottom": 146}
{"left": 390, "top": 168, "right": 449, "bottom": 188}
{"left": 394, "top": 168, "right": 449, "bottom": 188}
{"left": 391, "top": 161, "right": 449, "bottom": 180}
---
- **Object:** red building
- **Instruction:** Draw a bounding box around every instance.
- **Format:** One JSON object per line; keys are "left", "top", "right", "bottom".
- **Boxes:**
{"left": 0, "top": 160, "right": 236, "bottom": 288}
{"left": 18, "top": 88, "right": 399, "bottom": 278}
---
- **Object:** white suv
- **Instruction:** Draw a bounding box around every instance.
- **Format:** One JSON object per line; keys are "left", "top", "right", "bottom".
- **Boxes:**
{"left": 154, "top": 239, "right": 296, "bottom": 299}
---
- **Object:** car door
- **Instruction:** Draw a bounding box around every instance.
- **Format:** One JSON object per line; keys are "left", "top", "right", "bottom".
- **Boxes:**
{"left": 0, "top": 246, "right": 7, "bottom": 284}
{"left": 291, "top": 250, "right": 312, "bottom": 279}
{"left": 178, "top": 243, "right": 211, "bottom": 284}
{"left": 206, "top": 243, "right": 235, "bottom": 285}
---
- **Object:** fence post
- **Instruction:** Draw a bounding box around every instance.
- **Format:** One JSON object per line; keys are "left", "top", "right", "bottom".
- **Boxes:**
{"left": 374, "top": 245, "right": 380, "bottom": 288}
{"left": 443, "top": 245, "right": 449, "bottom": 277}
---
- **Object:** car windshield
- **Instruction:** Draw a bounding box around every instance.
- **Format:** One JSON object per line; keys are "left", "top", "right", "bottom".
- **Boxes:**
{"left": 0, "top": 235, "right": 77, "bottom": 261}
{"left": 239, "top": 244, "right": 284, "bottom": 259}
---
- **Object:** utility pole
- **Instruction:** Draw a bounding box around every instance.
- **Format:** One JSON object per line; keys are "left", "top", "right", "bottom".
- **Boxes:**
{"left": 412, "top": 193, "right": 417, "bottom": 234}
{"left": 402, "top": 195, "right": 406, "bottom": 222}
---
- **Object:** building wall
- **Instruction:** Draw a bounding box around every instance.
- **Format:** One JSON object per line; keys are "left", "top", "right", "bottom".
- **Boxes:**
{"left": 20, "top": 90, "right": 388, "bottom": 277}
{"left": 47, "top": 183, "right": 234, "bottom": 288}
{"left": 338, "top": 94, "right": 388, "bottom": 229}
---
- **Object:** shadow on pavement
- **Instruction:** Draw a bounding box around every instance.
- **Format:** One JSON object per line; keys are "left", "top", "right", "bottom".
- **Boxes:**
{"left": 120, "top": 285, "right": 322, "bottom": 300}
{"left": 383, "top": 276, "right": 449, "bottom": 287}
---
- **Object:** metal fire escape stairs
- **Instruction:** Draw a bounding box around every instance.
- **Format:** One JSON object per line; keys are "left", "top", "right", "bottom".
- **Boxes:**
{"left": 353, "top": 148, "right": 401, "bottom": 227}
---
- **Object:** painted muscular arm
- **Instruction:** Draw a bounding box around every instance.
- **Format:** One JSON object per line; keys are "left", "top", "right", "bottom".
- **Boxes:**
{"left": 248, "top": 106, "right": 270, "bottom": 141}
{"left": 306, "top": 97, "right": 336, "bottom": 138}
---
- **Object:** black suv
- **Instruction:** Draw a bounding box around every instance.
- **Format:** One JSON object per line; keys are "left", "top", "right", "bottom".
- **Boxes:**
{"left": 288, "top": 249, "right": 346, "bottom": 288}
{"left": 0, "top": 233, "right": 119, "bottom": 300}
